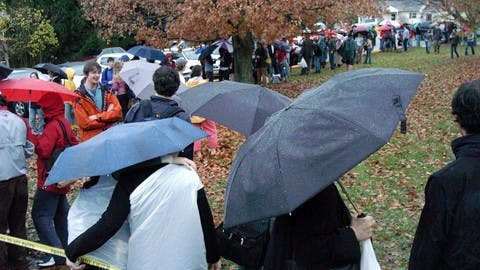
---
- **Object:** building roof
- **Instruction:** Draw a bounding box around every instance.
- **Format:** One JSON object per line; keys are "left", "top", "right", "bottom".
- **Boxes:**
{"left": 387, "top": 0, "right": 426, "bottom": 12}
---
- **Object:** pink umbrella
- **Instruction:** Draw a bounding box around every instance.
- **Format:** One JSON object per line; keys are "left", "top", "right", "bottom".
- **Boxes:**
{"left": 0, "top": 78, "right": 78, "bottom": 102}
{"left": 378, "top": 25, "right": 392, "bottom": 31}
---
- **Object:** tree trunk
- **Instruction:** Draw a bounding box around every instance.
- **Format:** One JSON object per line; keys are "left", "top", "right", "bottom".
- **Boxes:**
{"left": 232, "top": 32, "right": 254, "bottom": 83}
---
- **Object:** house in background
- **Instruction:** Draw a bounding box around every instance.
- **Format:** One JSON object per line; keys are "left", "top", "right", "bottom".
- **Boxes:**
{"left": 382, "top": 0, "right": 449, "bottom": 24}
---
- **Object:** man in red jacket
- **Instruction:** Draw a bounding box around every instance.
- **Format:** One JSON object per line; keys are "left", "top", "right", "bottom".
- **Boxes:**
{"left": 29, "top": 92, "right": 79, "bottom": 267}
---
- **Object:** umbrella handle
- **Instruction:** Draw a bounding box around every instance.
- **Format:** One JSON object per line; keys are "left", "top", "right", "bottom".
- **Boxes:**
{"left": 336, "top": 180, "right": 361, "bottom": 215}
{"left": 393, "top": 96, "right": 407, "bottom": 134}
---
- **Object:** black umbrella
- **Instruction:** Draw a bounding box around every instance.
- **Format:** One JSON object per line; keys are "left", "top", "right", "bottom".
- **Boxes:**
{"left": 223, "top": 68, "right": 424, "bottom": 228}
{"left": 198, "top": 44, "right": 218, "bottom": 61}
{"left": 34, "top": 63, "right": 67, "bottom": 79}
{"left": 175, "top": 81, "right": 291, "bottom": 137}
{"left": 0, "top": 63, "right": 13, "bottom": 80}
{"left": 127, "top": 45, "right": 167, "bottom": 63}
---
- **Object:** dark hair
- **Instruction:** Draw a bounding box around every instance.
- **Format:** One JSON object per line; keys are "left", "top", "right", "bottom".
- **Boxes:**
{"left": 0, "top": 94, "right": 7, "bottom": 106}
{"left": 152, "top": 66, "right": 180, "bottom": 97}
{"left": 191, "top": 65, "right": 202, "bottom": 77}
{"left": 83, "top": 60, "right": 101, "bottom": 76}
{"left": 107, "top": 57, "right": 114, "bottom": 63}
{"left": 30, "top": 72, "right": 39, "bottom": 79}
{"left": 451, "top": 80, "right": 480, "bottom": 134}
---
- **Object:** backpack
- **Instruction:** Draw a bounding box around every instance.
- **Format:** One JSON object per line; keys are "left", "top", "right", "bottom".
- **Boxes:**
{"left": 313, "top": 43, "right": 322, "bottom": 56}
{"left": 140, "top": 99, "right": 185, "bottom": 121}
{"left": 43, "top": 120, "right": 72, "bottom": 173}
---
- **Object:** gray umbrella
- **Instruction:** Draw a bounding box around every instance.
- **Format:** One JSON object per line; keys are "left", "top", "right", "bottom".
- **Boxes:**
{"left": 175, "top": 81, "right": 292, "bottom": 137}
{"left": 223, "top": 68, "right": 424, "bottom": 228}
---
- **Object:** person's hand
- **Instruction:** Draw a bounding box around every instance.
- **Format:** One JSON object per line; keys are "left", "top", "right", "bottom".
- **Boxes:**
{"left": 208, "top": 260, "right": 221, "bottom": 270}
{"left": 66, "top": 258, "right": 85, "bottom": 270}
{"left": 88, "top": 115, "right": 98, "bottom": 120}
{"left": 172, "top": 156, "right": 197, "bottom": 171}
{"left": 350, "top": 215, "right": 376, "bottom": 241}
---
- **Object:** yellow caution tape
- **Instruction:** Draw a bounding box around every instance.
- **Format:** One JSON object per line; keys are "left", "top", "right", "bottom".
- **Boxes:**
{"left": 0, "top": 233, "right": 120, "bottom": 270}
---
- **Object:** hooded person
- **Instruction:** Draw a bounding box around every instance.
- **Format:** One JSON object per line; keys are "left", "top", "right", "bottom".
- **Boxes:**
{"left": 29, "top": 92, "right": 79, "bottom": 267}
{"left": 64, "top": 67, "right": 77, "bottom": 124}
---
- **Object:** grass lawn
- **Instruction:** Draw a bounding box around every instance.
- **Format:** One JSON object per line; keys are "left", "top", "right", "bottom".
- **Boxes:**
{"left": 24, "top": 45, "right": 479, "bottom": 270}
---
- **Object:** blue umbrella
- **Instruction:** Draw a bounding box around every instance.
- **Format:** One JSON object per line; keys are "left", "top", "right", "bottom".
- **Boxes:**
{"left": 127, "top": 45, "right": 167, "bottom": 63}
{"left": 45, "top": 118, "right": 207, "bottom": 185}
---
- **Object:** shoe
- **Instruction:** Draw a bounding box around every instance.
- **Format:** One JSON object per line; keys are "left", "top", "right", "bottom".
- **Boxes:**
{"left": 36, "top": 256, "right": 55, "bottom": 267}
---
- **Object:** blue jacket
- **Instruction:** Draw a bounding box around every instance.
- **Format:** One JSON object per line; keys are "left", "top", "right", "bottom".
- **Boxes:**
{"left": 101, "top": 67, "right": 114, "bottom": 89}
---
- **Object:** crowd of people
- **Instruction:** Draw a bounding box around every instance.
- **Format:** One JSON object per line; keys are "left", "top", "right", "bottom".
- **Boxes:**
{"left": 0, "top": 30, "right": 479, "bottom": 270}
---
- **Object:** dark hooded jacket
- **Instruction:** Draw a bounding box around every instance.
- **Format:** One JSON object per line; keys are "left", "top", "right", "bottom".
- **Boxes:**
{"left": 264, "top": 184, "right": 360, "bottom": 270}
{"left": 30, "top": 93, "right": 79, "bottom": 194}
{"left": 409, "top": 134, "right": 480, "bottom": 270}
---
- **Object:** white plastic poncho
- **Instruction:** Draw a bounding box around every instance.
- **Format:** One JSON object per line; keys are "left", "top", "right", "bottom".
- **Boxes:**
{"left": 127, "top": 164, "right": 207, "bottom": 270}
{"left": 68, "top": 175, "right": 129, "bottom": 269}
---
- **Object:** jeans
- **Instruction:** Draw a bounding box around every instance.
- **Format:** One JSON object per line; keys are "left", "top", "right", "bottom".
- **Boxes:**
{"left": 280, "top": 60, "right": 290, "bottom": 78}
{"left": 329, "top": 53, "right": 335, "bottom": 70}
{"left": 425, "top": 40, "right": 431, "bottom": 54}
{"left": 415, "top": 35, "right": 421, "bottom": 47}
{"left": 0, "top": 175, "right": 28, "bottom": 268}
{"left": 403, "top": 39, "right": 409, "bottom": 52}
{"left": 380, "top": 39, "right": 385, "bottom": 52}
{"left": 364, "top": 48, "right": 372, "bottom": 64}
{"left": 64, "top": 103, "right": 76, "bottom": 125}
{"left": 32, "top": 189, "right": 69, "bottom": 265}
{"left": 314, "top": 55, "right": 321, "bottom": 73}
{"left": 29, "top": 107, "right": 44, "bottom": 134}
{"left": 465, "top": 42, "right": 475, "bottom": 55}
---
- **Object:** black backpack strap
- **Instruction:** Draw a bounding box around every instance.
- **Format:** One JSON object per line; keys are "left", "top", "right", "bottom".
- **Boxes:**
{"left": 158, "top": 106, "right": 185, "bottom": 119}
{"left": 140, "top": 99, "right": 185, "bottom": 120}
{"left": 56, "top": 120, "right": 71, "bottom": 147}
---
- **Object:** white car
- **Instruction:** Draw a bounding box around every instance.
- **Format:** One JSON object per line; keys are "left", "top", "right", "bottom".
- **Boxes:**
{"left": 97, "top": 52, "right": 134, "bottom": 70}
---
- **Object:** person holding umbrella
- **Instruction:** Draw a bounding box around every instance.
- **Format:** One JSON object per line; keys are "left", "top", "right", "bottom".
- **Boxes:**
{"left": 73, "top": 60, "right": 122, "bottom": 141}
{"left": 29, "top": 92, "right": 79, "bottom": 267}
{"left": 65, "top": 66, "right": 221, "bottom": 270}
{"left": 409, "top": 80, "right": 480, "bottom": 270}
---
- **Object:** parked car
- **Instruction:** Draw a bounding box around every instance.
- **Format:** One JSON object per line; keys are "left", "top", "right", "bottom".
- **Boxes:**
{"left": 96, "top": 52, "right": 133, "bottom": 70}
{"left": 165, "top": 48, "right": 220, "bottom": 81}
{"left": 58, "top": 61, "right": 86, "bottom": 88}
{"left": 6, "top": 68, "right": 49, "bottom": 118}
{"left": 97, "top": 47, "right": 127, "bottom": 56}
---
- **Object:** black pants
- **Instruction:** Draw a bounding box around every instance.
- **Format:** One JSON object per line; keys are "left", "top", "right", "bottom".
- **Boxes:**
{"left": 451, "top": 44, "right": 459, "bottom": 58}
{"left": 0, "top": 175, "right": 28, "bottom": 268}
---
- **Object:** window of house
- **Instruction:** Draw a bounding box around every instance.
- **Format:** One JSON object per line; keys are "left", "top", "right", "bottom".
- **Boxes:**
{"left": 410, "top": 12, "right": 417, "bottom": 19}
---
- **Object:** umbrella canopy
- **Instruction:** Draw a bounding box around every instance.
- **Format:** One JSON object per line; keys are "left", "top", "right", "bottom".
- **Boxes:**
{"left": 418, "top": 21, "right": 435, "bottom": 30}
{"left": 175, "top": 81, "right": 292, "bottom": 137}
{"left": 379, "top": 19, "right": 392, "bottom": 26}
{"left": 118, "top": 60, "right": 159, "bottom": 100}
{"left": 0, "top": 78, "right": 78, "bottom": 102}
{"left": 34, "top": 63, "right": 67, "bottom": 79}
{"left": 46, "top": 117, "right": 208, "bottom": 185}
{"left": 212, "top": 37, "right": 234, "bottom": 53}
{"left": 0, "top": 64, "right": 13, "bottom": 80}
{"left": 127, "top": 45, "right": 167, "bottom": 63}
{"left": 378, "top": 25, "right": 392, "bottom": 31}
{"left": 353, "top": 25, "right": 370, "bottom": 33}
{"left": 198, "top": 45, "right": 218, "bottom": 61}
{"left": 223, "top": 68, "right": 424, "bottom": 228}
